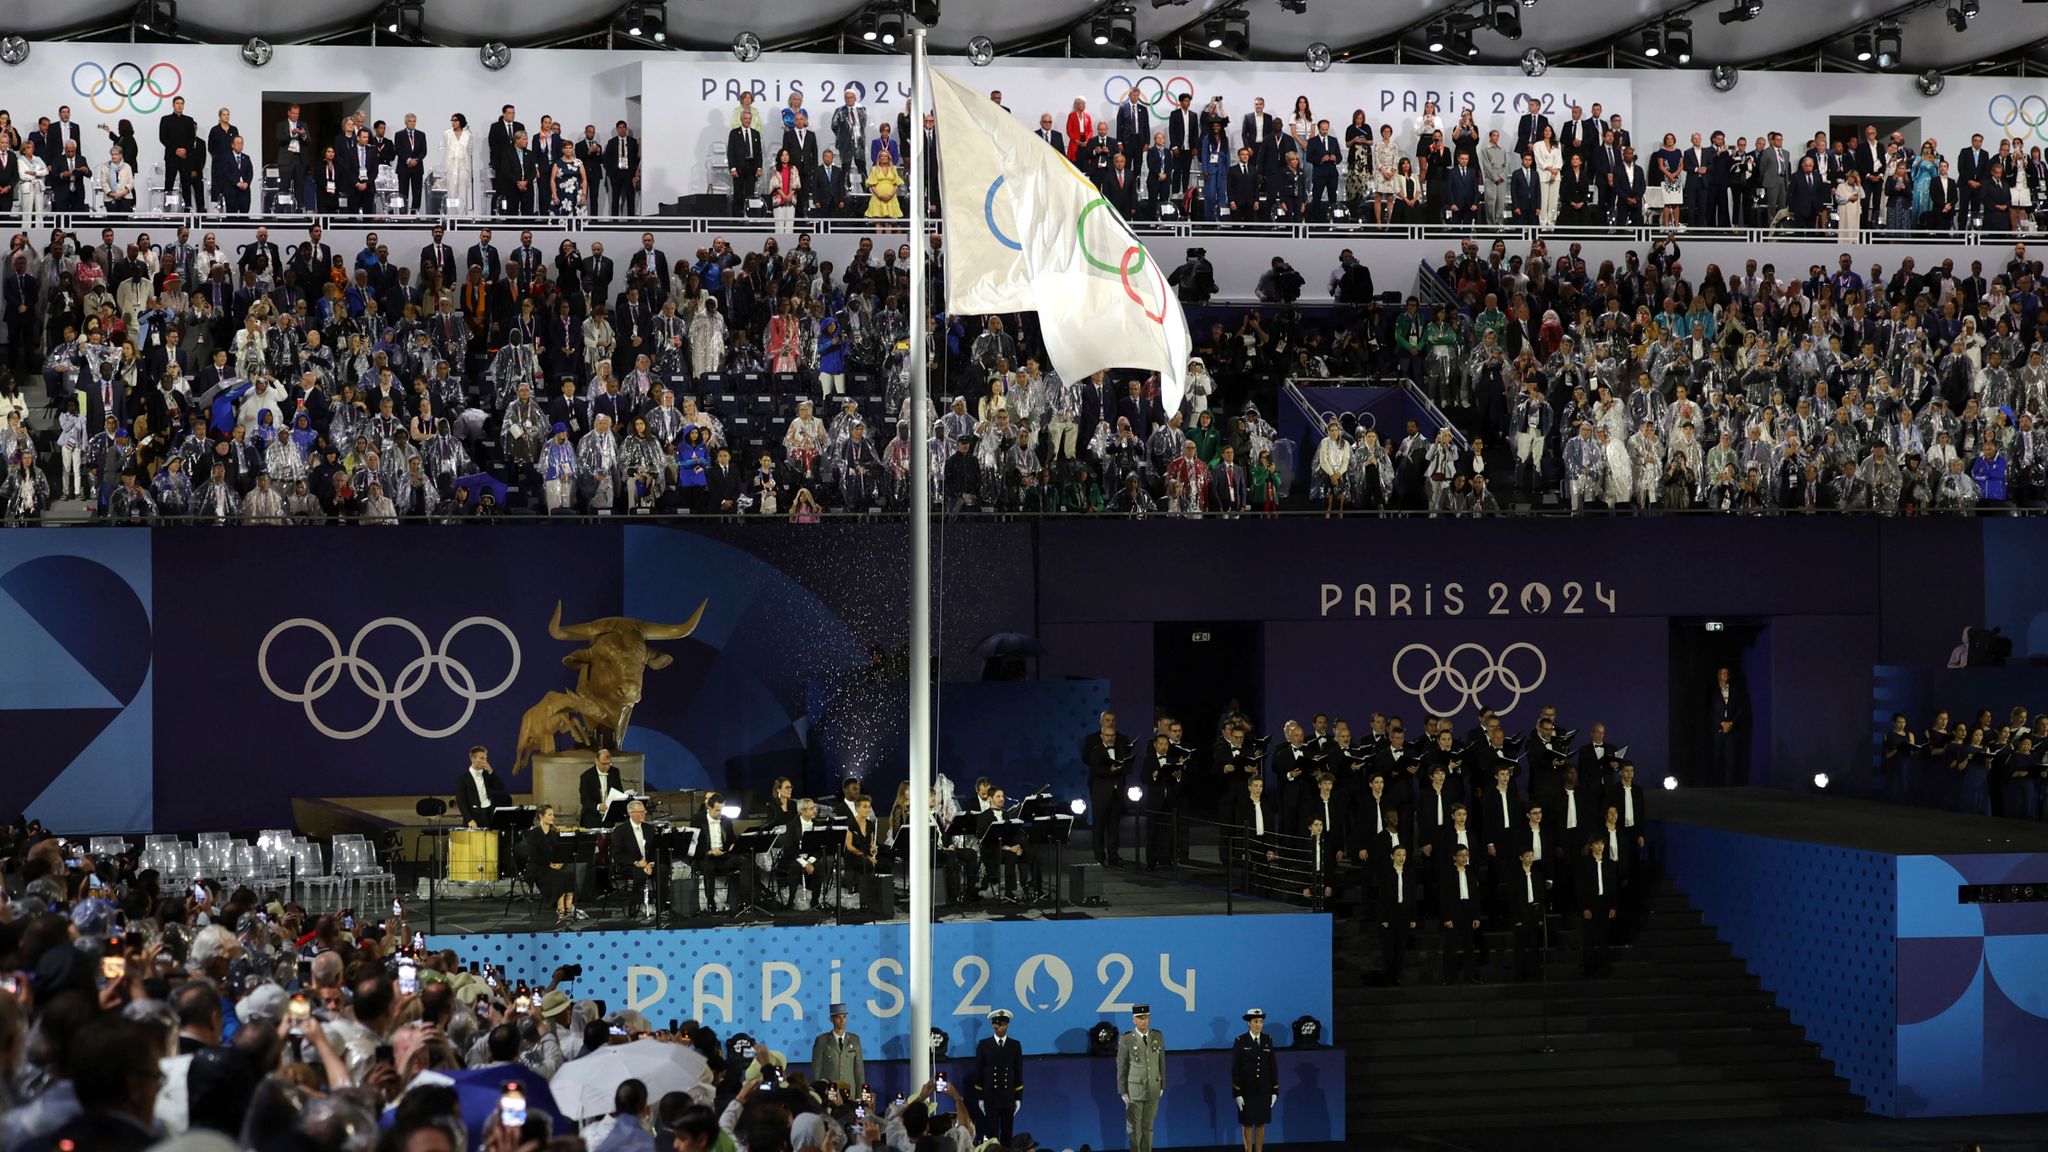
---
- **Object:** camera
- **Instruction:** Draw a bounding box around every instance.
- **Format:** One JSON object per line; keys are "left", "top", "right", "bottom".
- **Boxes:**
{"left": 560, "top": 963, "right": 583, "bottom": 980}
{"left": 1186, "top": 247, "right": 1206, "bottom": 259}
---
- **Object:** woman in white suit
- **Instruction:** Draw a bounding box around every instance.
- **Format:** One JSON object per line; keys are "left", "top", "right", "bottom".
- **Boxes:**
{"left": 17, "top": 139, "right": 48, "bottom": 232}
{"left": 443, "top": 112, "right": 475, "bottom": 213}
{"left": 1314, "top": 419, "right": 1350, "bottom": 518}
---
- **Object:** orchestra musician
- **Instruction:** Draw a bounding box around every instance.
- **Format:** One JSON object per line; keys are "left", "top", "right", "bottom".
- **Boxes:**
{"left": 577, "top": 747, "right": 626, "bottom": 827}
{"left": 522, "top": 803, "right": 581, "bottom": 926}
{"left": 694, "top": 792, "right": 739, "bottom": 913}
{"left": 455, "top": 744, "right": 509, "bottom": 828}
{"left": 608, "top": 798, "right": 659, "bottom": 920}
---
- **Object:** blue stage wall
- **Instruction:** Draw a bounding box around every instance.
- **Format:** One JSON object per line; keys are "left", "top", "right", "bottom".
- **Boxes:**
{"left": 425, "top": 914, "right": 1333, "bottom": 1059}
{"left": 0, "top": 519, "right": 2029, "bottom": 832}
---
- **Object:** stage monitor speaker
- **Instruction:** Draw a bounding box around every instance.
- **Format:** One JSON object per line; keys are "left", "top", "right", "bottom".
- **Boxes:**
{"left": 668, "top": 874, "right": 702, "bottom": 918}
{"left": 1067, "top": 864, "right": 1103, "bottom": 904}
{"left": 861, "top": 874, "right": 896, "bottom": 918}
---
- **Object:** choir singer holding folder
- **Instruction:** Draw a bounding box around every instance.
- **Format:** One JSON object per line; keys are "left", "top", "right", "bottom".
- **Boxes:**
{"left": 1083, "top": 711, "right": 1136, "bottom": 868}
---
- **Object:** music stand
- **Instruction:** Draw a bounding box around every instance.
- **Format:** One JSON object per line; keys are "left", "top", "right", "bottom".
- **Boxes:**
{"left": 726, "top": 825, "right": 780, "bottom": 924}
{"left": 649, "top": 825, "right": 700, "bottom": 928}
{"left": 1029, "top": 813, "right": 1084, "bottom": 919}
{"left": 602, "top": 795, "right": 642, "bottom": 825}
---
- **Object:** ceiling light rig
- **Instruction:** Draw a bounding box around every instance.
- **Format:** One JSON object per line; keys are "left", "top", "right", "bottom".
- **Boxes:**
{"left": 1080, "top": 4, "right": 1136, "bottom": 54}
{"left": 1200, "top": 6, "right": 1249, "bottom": 54}
{"left": 615, "top": 1, "right": 668, "bottom": 43}
{"left": 1717, "top": 0, "right": 1761, "bottom": 24}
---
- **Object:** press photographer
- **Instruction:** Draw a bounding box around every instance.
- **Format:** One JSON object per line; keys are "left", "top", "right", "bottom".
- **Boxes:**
{"left": 1169, "top": 247, "right": 1217, "bottom": 305}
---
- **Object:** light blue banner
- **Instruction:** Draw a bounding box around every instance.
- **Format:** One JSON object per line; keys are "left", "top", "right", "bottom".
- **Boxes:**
{"left": 427, "top": 914, "right": 1331, "bottom": 1057}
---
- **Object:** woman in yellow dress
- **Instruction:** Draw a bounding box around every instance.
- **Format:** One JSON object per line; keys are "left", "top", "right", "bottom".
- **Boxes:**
{"left": 866, "top": 153, "right": 904, "bottom": 226}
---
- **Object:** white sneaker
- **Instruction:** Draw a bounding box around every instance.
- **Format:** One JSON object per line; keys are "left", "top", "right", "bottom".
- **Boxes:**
{"left": 571, "top": 908, "right": 590, "bottom": 921}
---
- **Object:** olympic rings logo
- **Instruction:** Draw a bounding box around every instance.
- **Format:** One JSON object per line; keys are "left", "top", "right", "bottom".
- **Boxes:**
{"left": 258, "top": 616, "right": 521, "bottom": 740}
{"left": 1391, "top": 642, "right": 1547, "bottom": 718}
{"left": 1988, "top": 94, "right": 2048, "bottom": 144}
{"left": 1075, "top": 193, "right": 1169, "bottom": 327}
{"left": 71, "top": 61, "right": 182, "bottom": 117}
{"left": 1103, "top": 74, "right": 1195, "bottom": 118}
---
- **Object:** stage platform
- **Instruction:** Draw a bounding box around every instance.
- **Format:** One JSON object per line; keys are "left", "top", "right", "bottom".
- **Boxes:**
{"left": 1650, "top": 787, "right": 2048, "bottom": 1120}
{"left": 1654, "top": 787, "right": 2048, "bottom": 854}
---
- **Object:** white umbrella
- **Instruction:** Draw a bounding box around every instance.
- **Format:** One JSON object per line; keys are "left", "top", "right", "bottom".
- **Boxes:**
{"left": 549, "top": 1039, "right": 709, "bottom": 1121}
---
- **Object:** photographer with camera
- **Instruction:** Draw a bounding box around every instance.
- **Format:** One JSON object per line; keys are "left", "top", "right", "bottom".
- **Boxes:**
{"left": 1256, "top": 257, "right": 1304, "bottom": 304}
{"left": 1169, "top": 247, "right": 1216, "bottom": 305}
{"left": 1330, "top": 248, "right": 1377, "bottom": 305}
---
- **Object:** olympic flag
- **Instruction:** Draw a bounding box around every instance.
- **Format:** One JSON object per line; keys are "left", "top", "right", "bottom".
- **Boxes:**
{"left": 931, "top": 70, "right": 1191, "bottom": 412}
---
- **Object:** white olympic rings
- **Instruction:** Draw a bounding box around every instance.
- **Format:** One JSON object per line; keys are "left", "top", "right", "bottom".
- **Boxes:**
{"left": 258, "top": 616, "right": 521, "bottom": 739}
{"left": 1391, "top": 641, "right": 1547, "bottom": 718}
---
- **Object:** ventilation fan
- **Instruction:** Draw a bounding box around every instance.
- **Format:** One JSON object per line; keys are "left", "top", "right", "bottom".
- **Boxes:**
{"left": 1915, "top": 70, "right": 1944, "bottom": 97}
{"left": 1520, "top": 47, "right": 1547, "bottom": 76}
{"left": 1306, "top": 41, "right": 1332, "bottom": 72}
{"left": 1134, "top": 38, "right": 1162, "bottom": 69}
{"left": 967, "top": 34, "right": 995, "bottom": 65}
{"left": 0, "top": 35, "right": 29, "bottom": 65}
{"left": 732, "top": 31, "right": 761, "bottom": 62}
{"left": 478, "top": 40, "right": 511, "bottom": 71}
{"left": 241, "top": 37, "right": 273, "bottom": 67}
{"left": 1710, "top": 64, "right": 1739, "bottom": 91}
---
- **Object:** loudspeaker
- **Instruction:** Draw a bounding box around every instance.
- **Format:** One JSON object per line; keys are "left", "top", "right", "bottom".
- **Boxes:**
{"left": 1067, "top": 864, "right": 1103, "bottom": 904}
{"left": 668, "top": 875, "right": 701, "bottom": 918}
{"left": 861, "top": 873, "right": 896, "bottom": 918}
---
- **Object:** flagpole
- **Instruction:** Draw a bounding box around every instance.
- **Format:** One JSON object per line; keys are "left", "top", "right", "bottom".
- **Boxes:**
{"left": 906, "top": 23, "right": 935, "bottom": 1096}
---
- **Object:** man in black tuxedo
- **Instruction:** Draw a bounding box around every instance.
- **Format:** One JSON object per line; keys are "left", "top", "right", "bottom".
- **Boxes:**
{"left": 972, "top": 1009, "right": 1025, "bottom": 1145}
{"left": 1505, "top": 845, "right": 1550, "bottom": 980}
{"left": 454, "top": 745, "right": 509, "bottom": 828}
{"left": 1788, "top": 156, "right": 1827, "bottom": 229}
{"left": 578, "top": 747, "right": 626, "bottom": 827}
{"left": 1576, "top": 722, "right": 1622, "bottom": 783}
{"left": 1708, "top": 665, "right": 1743, "bottom": 786}
{"left": 1033, "top": 114, "right": 1066, "bottom": 157}
{"left": 1512, "top": 97, "right": 1550, "bottom": 157}
{"left": 1958, "top": 133, "right": 1991, "bottom": 227}
{"left": 393, "top": 113, "right": 429, "bottom": 212}
{"left": 419, "top": 225, "right": 456, "bottom": 286}
{"left": 1166, "top": 92, "right": 1200, "bottom": 195}
{"left": 1377, "top": 844, "right": 1422, "bottom": 985}
{"left": 813, "top": 148, "right": 851, "bottom": 219}
{"left": 341, "top": 128, "right": 381, "bottom": 214}
{"left": 609, "top": 799, "right": 660, "bottom": 918}
{"left": 1224, "top": 146, "right": 1261, "bottom": 220}
{"left": 1475, "top": 764, "right": 1524, "bottom": 871}
{"left": 604, "top": 121, "right": 642, "bottom": 217}
{"left": 1578, "top": 838, "right": 1618, "bottom": 976}
{"left": 159, "top": 96, "right": 203, "bottom": 208}
{"left": 1082, "top": 711, "right": 1135, "bottom": 867}
{"left": 1440, "top": 844, "right": 1482, "bottom": 984}
{"left": 693, "top": 791, "right": 740, "bottom": 912}
{"left": 728, "top": 110, "right": 763, "bottom": 216}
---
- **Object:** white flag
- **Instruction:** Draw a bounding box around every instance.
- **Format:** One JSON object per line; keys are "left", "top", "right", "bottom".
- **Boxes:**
{"left": 931, "top": 70, "right": 1190, "bottom": 412}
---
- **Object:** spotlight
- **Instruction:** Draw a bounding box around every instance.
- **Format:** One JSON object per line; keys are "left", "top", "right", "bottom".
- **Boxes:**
{"left": 1874, "top": 22, "right": 1900, "bottom": 67}
{"left": 1305, "top": 41, "right": 1331, "bottom": 71}
{"left": 878, "top": 8, "right": 907, "bottom": 44}
{"left": 1520, "top": 46, "right": 1547, "bottom": 76}
{"left": 1092, "top": 15, "right": 1111, "bottom": 45}
{"left": 1916, "top": 69, "right": 1945, "bottom": 97}
{"left": 912, "top": 0, "right": 942, "bottom": 25}
{"left": 1491, "top": 0, "right": 1522, "bottom": 39}
{"left": 1852, "top": 31, "right": 1873, "bottom": 62}
{"left": 1134, "top": 38, "right": 1162, "bottom": 68}
{"left": 1426, "top": 20, "right": 1448, "bottom": 52}
{"left": 732, "top": 30, "right": 761, "bottom": 62}
{"left": 1945, "top": 4, "right": 1967, "bottom": 31}
{"left": 1710, "top": 63, "right": 1739, "bottom": 91}
{"left": 1126, "top": 785, "right": 1144, "bottom": 804}
{"left": 1960, "top": 0, "right": 1979, "bottom": 16}
{"left": 1279, "top": 0, "right": 1307, "bottom": 11}
{"left": 1813, "top": 773, "right": 1831, "bottom": 790}
{"left": 1665, "top": 19, "right": 1691, "bottom": 64}
{"left": 1084, "top": 5, "right": 1135, "bottom": 53}
{"left": 859, "top": 13, "right": 879, "bottom": 40}
{"left": 478, "top": 40, "right": 511, "bottom": 70}
{"left": 1642, "top": 28, "right": 1660, "bottom": 57}
{"left": 1662, "top": 775, "right": 1679, "bottom": 791}
{"left": 721, "top": 803, "right": 741, "bottom": 819}
{"left": 1069, "top": 798, "right": 1087, "bottom": 816}
{"left": 0, "top": 35, "right": 28, "bottom": 66}
{"left": 1202, "top": 6, "right": 1248, "bottom": 53}
{"left": 240, "top": 36, "right": 274, "bottom": 67}
{"left": 382, "top": 1, "right": 402, "bottom": 33}
{"left": 967, "top": 34, "right": 995, "bottom": 64}
{"left": 1458, "top": 31, "right": 1479, "bottom": 56}
{"left": 1717, "top": 0, "right": 1761, "bottom": 23}
{"left": 133, "top": 0, "right": 177, "bottom": 34}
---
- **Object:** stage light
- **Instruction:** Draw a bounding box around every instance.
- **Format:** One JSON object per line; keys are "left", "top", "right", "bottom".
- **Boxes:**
{"left": 1642, "top": 28, "right": 1661, "bottom": 57}
{"left": 1662, "top": 775, "right": 1679, "bottom": 791}
{"left": 1069, "top": 798, "right": 1087, "bottom": 815}
{"left": 1279, "top": 0, "right": 1306, "bottom": 11}
{"left": 1491, "top": 0, "right": 1521, "bottom": 39}
{"left": 1305, "top": 41, "right": 1331, "bottom": 71}
{"left": 1426, "top": 20, "right": 1448, "bottom": 52}
{"left": 1135, "top": 38, "right": 1162, "bottom": 68}
{"left": 732, "top": 31, "right": 761, "bottom": 61}
{"left": 1126, "top": 785, "right": 1144, "bottom": 804}
{"left": 859, "top": 13, "right": 879, "bottom": 40}
{"left": 1087, "top": 1021, "right": 1119, "bottom": 1055}
{"left": 1665, "top": 19, "right": 1691, "bottom": 63}
{"left": 1710, "top": 64, "right": 1739, "bottom": 91}
{"left": 1945, "top": 5, "right": 1967, "bottom": 32}
{"left": 1960, "top": 0, "right": 1979, "bottom": 16}
{"left": 1459, "top": 31, "right": 1480, "bottom": 56}
{"left": 1813, "top": 773, "right": 1831, "bottom": 789}
{"left": 1718, "top": 0, "right": 1761, "bottom": 23}
{"left": 1916, "top": 69, "right": 1945, "bottom": 97}
{"left": 721, "top": 803, "right": 741, "bottom": 819}
{"left": 134, "top": 0, "right": 178, "bottom": 35}
{"left": 1874, "top": 23, "right": 1901, "bottom": 68}
{"left": 1521, "top": 47, "right": 1547, "bottom": 75}
{"left": 1201, "top": 6, "right": 1248, "bottom": 53}
{"left": 967, "top": 34, "right": 995, "bottom": 64}
{"left": 1852, "top": 31, "right": 1873, "bottom": 62}
{"left": 240, "top": 37, "right": 273, "bottom": 67}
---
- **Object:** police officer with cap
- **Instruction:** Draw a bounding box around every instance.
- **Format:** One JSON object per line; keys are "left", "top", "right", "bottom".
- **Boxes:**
{"left": 1231, "top": 1007, "right": 1277, "bottom": 1150}
{"left": 972, "top": 1007, "right": 1024, "bottom": 1145}
{"left": 1115, "top": 1003, "right": 1166, "bottom": 1152}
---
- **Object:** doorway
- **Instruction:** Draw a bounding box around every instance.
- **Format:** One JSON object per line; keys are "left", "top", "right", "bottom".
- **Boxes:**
{"left": 1828, "top": 115, "right": 1921, "bottom": 152}
{"left": 1153, "top": 622, "right": 1263, "bottom": 746}
{"left": 260, "top": 94, "right": 370, "bottom": 169}
{"left": 1667, "top": 619, "right": 1769, "bottom": 787}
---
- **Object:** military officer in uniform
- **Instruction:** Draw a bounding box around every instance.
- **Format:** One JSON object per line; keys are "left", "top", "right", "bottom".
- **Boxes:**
{"left": 810, "top": 1002, "right": 865, "bottom": 1091}
{"left": 972, "top": 1008, "right": 1024, "bottom": 1145}
{"left": 1115, "top": 1004, "right": 1166, "bottom": 1152}
{"left": 1230, "top": 1008, "right": 1278, "bottom": 1152}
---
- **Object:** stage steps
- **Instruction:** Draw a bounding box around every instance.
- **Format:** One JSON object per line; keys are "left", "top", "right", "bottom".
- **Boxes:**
{"left": 1332, "top": 875, "right": 1864, "bottom": 1135}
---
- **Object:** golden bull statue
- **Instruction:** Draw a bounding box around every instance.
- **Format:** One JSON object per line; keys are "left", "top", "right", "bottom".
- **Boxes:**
{"left": 513, "top": 599, "right": 708, "bottom": 772}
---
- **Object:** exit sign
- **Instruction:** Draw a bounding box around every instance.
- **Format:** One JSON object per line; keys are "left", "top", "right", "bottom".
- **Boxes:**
{"left": 1192, "top": 631, "right": 1211, "bottom": 642}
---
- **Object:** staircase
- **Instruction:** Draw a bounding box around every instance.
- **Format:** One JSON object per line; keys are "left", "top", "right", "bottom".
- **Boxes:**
{"left": 1334, "top": 875, "right": 1864, "bottom": 1135}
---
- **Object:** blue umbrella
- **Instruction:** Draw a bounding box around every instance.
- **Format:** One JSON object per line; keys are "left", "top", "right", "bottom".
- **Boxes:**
{"left": 383, "top": 1063, "right": 565, "bottom": 1149}
{"left": 453, "top": 472, "right": 510, "bottom": 509}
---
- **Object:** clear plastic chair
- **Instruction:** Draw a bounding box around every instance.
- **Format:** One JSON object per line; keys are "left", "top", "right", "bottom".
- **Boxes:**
{"left": 334, "top": 839, "right": 396, "bottom": 909}
{"left": 88, "top": 836, "right": 129, "bottom": 857}
{"left": 294, "top": 842, "right": 345, "bottom": 911}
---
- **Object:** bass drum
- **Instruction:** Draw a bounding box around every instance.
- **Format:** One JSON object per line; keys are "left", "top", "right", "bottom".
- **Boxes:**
{"left": 449, "top": 829, "right": 500, "bottom": 881}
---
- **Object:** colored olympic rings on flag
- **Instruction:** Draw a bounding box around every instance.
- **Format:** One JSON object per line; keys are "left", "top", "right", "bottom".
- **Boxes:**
{"left": 73, "top": 61, "right": 182, "bottom": 116}
{"left": 1988, "top": 94, "right": 2048, "bottom": 143}
{"left": 1119, "top": 244, "right": 1170, "bottom": 326}
{"left": 1102, "top": 74, "right": 1195, "bottom": 117}
{"left": 983, "top": 176, "right": 1023, "bottom": 251}
{"left": 1077, "top": 197, "right": 1144, "bottom": 277}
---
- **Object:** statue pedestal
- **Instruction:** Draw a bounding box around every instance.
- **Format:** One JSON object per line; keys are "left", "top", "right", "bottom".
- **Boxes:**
{"left": 532, "top": 751, "right": 645, "bottom": 826}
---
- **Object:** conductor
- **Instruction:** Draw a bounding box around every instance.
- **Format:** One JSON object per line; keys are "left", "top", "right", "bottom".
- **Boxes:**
{"left": 972, "top": 1008, "right": 1024, "bottom": 1144}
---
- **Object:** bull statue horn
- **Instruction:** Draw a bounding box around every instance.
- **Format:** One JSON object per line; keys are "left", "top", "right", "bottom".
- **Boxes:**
{"left": 548, "top": 601, "right": 604, "bottom": 641}
{"left": 641, "top": 599, "right": 709, "bottom": 641}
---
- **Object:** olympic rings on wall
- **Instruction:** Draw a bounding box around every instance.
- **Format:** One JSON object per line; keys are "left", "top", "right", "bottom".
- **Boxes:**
{"left": 72, "top": 60, "right": 183, "bottom": 117}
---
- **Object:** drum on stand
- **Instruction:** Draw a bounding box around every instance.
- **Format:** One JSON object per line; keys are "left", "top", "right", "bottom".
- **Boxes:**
{"left": 450, "top": 829, "right": 500, "bottom": 881}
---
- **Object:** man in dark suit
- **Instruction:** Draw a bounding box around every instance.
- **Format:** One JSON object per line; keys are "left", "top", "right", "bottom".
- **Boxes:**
{"left": 1447, "top": 152, "right": 1481, "bottom": 224}
{"left": 4, "top": 256, "right": 38, "bottom": 375}
{"left": 608, "top": 799, "right": 661, "bottom": 916}
{"left": 1958, "top": 133, "right": 1991, "bottom": 227}
{"left": 1097, "top": 153, "right": 1140, "bottom": 218}
{"left": 1143, "top": 132, "right": 1174, "bottom": 216}
{"left": 1683, "top": 132, "right": 1717, "bottom": 228}
{"left": 972, "top": 1009, "right": 1025, "bottom": 1144}
{"left": 50, "top": 141, "right": 90, "bottom": 214}
{"left": 1033, "top": 113, "right": 1066, "bottom": 156}
{"left": 43, "top": 106, "right": 82, "bottom": 170}
{"left": 454, "top": 745, "right": 509, "bottom": 828}
{"left": 728, "top": 110, "right": 763, "bottom": 216}
{"left": 420, "top": 226, "right": 457, "bottom": 286}
{"left": 603, "top": 121, "right": 642, "bottom": 217}
{"left": 1927, "top": 161, "right": 1958, "bottom": 229}
{"left": 1559, "top": 105, "right": 1595, "bottom": 167}
{"left": 1239, "top": 98, "right": 1281, "bottom": 172}
{"left": 1440, "top": 844, "right": 1482, "bottom": 984}
{"left": 1224, "top": 146, "right": 1261, "bottom": 220}
{"left": 685, "top": 791, "right": 739, "bottom": 913}
{"left": 1082, "top": 712, "right": 1135, "bottom": 867}
{"left": 1789, "top": 156, "right": 1827, "bottom": 229}
{"left": 782, "top": 112, "right": 820, "bottom": 177}
{"left": 393, "top": 113, "right": 429, "bottom": 212}
{"left": 1114, "top": 87, "right": 1150, "bottom": 161}
{"left": 1166, "top": 92, "right": 1199, "bottom": 195}
{"left": 496, "top": 129, "right": 537, "bottom": 214}
{"left": 341, "top": 128, "right": 381, "bottom": 214}
{"left": 221, "top": 136, "right": 255, "bottom": 214}
{"left": 466, "top": 229, "right": 503, "bottom": 284}
{"left": 1504, "top": 845, "right": 1550, "bottom": 980}
{"left": 1708, "top": 665, "right": 1743, "bottom": 786}
{"left": 487, "top": 104, "right": 525, "bottom": 203}
{"left": 1210, "top": 443, "right": 1247, "bottom": 515}
{"left": 586, "top": 241, "right": 615, "bottom": 304}
{"left": 274, "top": 104, "right": 311, "bottom": 207}
{"left": 1377, "top": 844, "right": 1422, "bottom": 985}
{"left": 812, "top": 149, "right": 849, "bottom": 218}
{"left": 1578, "top": 837, "right": 1618, "bottom": 976}
{"left": 1115, "top": 378, "right": 1162, "bottom": 442}
{"left": 1305, "top": 119, "right": 1342, "bottom": 211}
{"left": 578, "top": 748, "right": 626, "bottom": 827}
{"left": 1512, "top": 98, "right": 1550, "bottom": 157}
{"left": 158, "top": 96, "right": 203, "bottom": 208}
{"left": 1509, "top": 152, "right": 1542, "bottom": 224}
{"left": 1474, "top": 763, "right": 1524, "bottom": 896}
